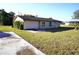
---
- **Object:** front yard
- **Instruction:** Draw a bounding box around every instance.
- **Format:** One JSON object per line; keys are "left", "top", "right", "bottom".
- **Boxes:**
{"left": 0, "top": 26, "right": 79, "bottom": 55}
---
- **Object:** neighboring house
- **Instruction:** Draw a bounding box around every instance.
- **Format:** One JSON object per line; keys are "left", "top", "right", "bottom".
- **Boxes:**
{"left": 14, "top": 15, "right": 63, "bottom": 30}
{"left": 65, "top": 21, "right": 70, "bottom": 25}
{"left": 65, "top": 19, "right": 79, "bottom": 25}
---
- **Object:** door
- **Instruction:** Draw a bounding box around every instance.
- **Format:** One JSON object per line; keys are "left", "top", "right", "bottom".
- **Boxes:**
{"left": 24, "top": 21, "right": 39, "bottom": 29}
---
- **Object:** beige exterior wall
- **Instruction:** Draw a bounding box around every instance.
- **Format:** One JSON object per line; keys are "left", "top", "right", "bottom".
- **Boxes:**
{"left": 39, "top": 21, "right": 60, "bottom": 29}
{"left": 45, "top": 22, "right": 50, "bottom": 28}
{"left": 15, "top": 17, "right": 60, "bottom": 29}
{"left": 24, "top": 21, "right": 60, "bottom": 29}
{"left": 51, "top": 22, "right": 60, "bottom": 28}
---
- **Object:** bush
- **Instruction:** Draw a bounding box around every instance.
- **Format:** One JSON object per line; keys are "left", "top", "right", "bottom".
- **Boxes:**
{"left": 74, "top": 24, "right": 79, "bottom": 30}
{"left": 20, "top": 24, "right": 24, "bottom": 30}
{"left": 13, "top": 21, "right": 24, "bottom": 30}
{"left": 69, "top": 23, "right": 79, "bottom": 30}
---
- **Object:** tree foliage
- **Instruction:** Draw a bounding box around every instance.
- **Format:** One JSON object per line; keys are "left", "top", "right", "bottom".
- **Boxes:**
{"left": 8, "top": 11, "right": 15, "bottom": 25}
{"left": 72, "top": 9, "right": 79, "bottom": 30}
{"left": 73, "top": 9, "right": 79, "bottom": 19}
{"left": 0, "top": 9, "right": 15, "bottom": 26}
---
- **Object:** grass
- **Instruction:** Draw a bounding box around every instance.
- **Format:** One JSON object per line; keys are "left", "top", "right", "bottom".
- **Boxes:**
{"left": 0, "top": 25, "right": 79, "bottom": 55}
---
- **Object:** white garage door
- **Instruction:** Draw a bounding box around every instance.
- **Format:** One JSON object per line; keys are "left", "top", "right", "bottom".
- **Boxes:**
{"left": 24, "top": 21, "right": 39, "bottom": 29}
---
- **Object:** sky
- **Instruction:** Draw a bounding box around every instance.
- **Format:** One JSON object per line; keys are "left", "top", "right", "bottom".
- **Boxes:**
{"left": 0, "top": 3, "right": 79, "bottom": 21}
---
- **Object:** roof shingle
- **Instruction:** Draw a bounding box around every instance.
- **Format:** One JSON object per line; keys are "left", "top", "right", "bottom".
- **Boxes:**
{"left": 17, "top": 15, "right": 62, "bottom": 23}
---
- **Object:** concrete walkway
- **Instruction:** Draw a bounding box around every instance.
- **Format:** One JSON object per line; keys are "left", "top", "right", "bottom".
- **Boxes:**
{"left": 27, "top": 30, "right": 46, "bottom": 33}
{"left": 0, "top": 32, "right": 45, "bottom": 55}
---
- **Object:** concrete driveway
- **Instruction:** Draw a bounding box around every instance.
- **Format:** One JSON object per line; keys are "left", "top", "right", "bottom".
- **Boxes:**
{"left": 0, "top": 32, "right": 45, "bottom": 55}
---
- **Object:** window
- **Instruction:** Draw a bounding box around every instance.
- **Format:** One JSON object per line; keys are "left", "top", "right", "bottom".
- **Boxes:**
{"left": 42, "top": 22, "right": 45, "bottom": 27}
{"left": 49, "top": 22, "right": 52, "bottom": 26}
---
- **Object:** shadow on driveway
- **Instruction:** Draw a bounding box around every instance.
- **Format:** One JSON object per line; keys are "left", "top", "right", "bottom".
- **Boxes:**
{"left": 0, "top": 31, "right": 11, "bottom": 38}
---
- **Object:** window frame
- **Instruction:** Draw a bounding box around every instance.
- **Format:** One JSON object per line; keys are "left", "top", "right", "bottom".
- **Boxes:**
{"left": 49, "top": 22, "right": 52, "bottom": 26}
{"left": 42, "top": 21, "right": 45, "bottom": 27}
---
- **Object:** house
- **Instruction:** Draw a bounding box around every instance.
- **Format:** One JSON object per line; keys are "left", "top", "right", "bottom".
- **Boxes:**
{"left": 14, "top": 15, "right": 63, "bottom": 30}
{"left": 65, "top": 19, "right": 79, "bottom": 25}
{"left": 65, "top": 21, "right": 70, "bottom": 25}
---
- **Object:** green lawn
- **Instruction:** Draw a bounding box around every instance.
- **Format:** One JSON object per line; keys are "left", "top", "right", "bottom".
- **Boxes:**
{"left": 0, "top": 25, "right": 79, "bottom": 55}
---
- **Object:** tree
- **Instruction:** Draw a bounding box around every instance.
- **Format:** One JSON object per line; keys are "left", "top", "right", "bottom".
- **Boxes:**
{"left": 0, "top": 9, "right": 8, "bottom": 25}
{"left": 8, "top": 11, "right": 15, "bottom": 25}
{"left": 73, "top": 9, "right": 79, "bottom": 19}
{"left": 72, "top": 9, "right": 79, "bottom": 30}
{"left": 0, "top": 9, "right": 15, "bottom": 26}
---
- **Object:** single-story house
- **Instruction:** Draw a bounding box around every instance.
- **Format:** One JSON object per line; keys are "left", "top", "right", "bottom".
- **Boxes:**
{"left": 14, "top": 15, "right": 63, "bottom": 30}
{"left": 65, "top": 19, "right": 79, "bottom": 25}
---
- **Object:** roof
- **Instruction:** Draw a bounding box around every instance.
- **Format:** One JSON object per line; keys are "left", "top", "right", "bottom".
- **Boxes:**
{"left": 15, "top": 17, "right": 24, "bottom": 22}
{"left": 67, "top": 19, "right": 79, "bottom": 23}
{"left": 16, "top": 15, "right": 63, "bottom": 23}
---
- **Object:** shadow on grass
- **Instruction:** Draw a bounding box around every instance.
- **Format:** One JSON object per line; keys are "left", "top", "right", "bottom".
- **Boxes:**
{"left": 45, "top": 27, "right": 74, "bottom": 32}
{"left": 0, "top": 31, "right": 11, "bottom": 38}
{"left": 25, "top": 27, "right": 74, "bottom": 32}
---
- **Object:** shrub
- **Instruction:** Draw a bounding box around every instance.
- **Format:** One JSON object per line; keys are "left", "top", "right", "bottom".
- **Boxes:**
{"left": 69, "top": 23, "right": 79, "bottom": 30}
{"left": 74, "top": 24, "right": 79, "bottom": 30}
{"left": 13, "top": 21, "right": 24, "bottom": 30}
{"left": 20, "top": 24, "right": 24, "bottom": 30}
